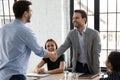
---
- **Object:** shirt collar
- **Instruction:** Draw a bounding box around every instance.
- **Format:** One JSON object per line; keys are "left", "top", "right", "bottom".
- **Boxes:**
{"left": 83, "top": 26, "right": 86, "bottom": 33}
{"left": 14, "top": 19, "right": 24, "bottom": 24}
{"left": 75, "top": 26, "right": 87, "bottom": 34}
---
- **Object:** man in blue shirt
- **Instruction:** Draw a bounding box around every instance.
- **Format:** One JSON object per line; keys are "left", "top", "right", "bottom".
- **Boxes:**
{"left": 0, "top": 1, "right": 57, "bottom": 80}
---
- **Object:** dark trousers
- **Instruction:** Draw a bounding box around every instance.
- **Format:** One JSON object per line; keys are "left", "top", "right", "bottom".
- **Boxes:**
{"left": 76, "top": 61, "right": 90, "bottom": 73}
{"left": 9, "top": 74, "right": 26, "bottom": 80}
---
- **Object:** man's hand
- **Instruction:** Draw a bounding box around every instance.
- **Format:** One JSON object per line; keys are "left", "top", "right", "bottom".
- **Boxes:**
{"left": 50, "top": 52, "right": 58, "bottom": 62}
{"left": 44, "top": 51, "right": 58, "bottom": 62}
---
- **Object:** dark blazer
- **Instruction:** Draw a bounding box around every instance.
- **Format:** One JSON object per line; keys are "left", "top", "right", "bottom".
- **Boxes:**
{"left": 99, "top": 72, "right": 120, "bottom": 80}
{"left": 57, "top": 28, "right": 101, "bottom": 74}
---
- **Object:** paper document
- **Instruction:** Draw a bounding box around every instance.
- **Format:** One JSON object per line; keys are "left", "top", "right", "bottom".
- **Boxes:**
{"left": 27, "top": 73, "right": 49, "bottom": 77}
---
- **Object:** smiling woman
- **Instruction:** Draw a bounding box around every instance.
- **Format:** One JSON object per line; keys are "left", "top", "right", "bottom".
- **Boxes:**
{"left": 34, "top": 39, "right": 65, "bottom": 74}
{"left": 27, "top": 0, "right": 70, "bottom": 73}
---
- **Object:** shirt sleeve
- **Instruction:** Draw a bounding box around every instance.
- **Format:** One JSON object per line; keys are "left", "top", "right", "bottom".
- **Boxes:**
{"left": 17, "top": 26, "right": 47, "bottom": 57}
{"left": 42, "top": 58, "right": 48, "bottom": 63}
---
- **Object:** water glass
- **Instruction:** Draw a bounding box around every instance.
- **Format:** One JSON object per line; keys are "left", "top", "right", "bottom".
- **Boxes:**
{"left": 71, "top": 73, "right": 79, "bottom": 80}
{"left": 63, "top": 71, "right": 69, "bottom": 80}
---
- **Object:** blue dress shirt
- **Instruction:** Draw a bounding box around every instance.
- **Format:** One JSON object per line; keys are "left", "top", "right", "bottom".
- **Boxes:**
{"left": 0, "top": 19, "right": 47, "bottom": 80}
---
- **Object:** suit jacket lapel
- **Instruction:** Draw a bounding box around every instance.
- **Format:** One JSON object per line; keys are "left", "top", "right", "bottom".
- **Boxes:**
{"left": 73, "top": 29, "right": 81, "bottom": 60}
{"left": 84, "top": 28, "right": 90, "bottom": 60}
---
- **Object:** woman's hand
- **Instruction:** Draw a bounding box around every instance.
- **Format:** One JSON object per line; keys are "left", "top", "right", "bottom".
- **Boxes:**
{"left": 34, "top": 68, "right": 45, "bottom": 74}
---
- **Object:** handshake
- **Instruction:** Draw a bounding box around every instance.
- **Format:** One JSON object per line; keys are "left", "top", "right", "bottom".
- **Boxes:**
{"left": 44, "top": 51, "right": 58, "bottom": 62}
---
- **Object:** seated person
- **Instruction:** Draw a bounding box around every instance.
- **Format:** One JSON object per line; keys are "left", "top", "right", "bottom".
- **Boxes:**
{"left": 34, "top": 39, "right": 65, "bottom": 74}
{"left": 99, "top": 51, "right": 120, "bottom": 80}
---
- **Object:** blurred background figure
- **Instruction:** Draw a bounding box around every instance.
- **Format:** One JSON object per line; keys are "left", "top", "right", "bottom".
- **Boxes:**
{"left": 100, "top": 51, "right": 120, "bottom": 80}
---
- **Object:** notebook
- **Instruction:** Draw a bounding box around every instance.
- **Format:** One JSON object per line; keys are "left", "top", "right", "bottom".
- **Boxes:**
{"left": 79, "top": 73, "right": 99, "bottom": 79}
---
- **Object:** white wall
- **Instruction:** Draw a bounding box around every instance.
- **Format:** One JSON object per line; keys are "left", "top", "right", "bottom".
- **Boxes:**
{"left": 27, "top": 0, "right": 70, "bottom": 72}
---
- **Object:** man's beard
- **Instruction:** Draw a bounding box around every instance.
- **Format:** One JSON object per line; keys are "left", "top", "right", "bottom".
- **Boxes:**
{"left": 74, "top": 23, "right": 82, "bottom": 29}
{"left": 27, "top": 16, "right": 31, "bottom": 23}
{"left": 74, "top": 24, "right": 79, "bottom": 29}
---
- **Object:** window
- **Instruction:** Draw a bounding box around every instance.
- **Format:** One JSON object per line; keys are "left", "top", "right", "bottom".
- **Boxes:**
{"left": 0, "top": 0, "right": 15, "bottom": 28}
{"left": 100, "top": 0, "right": 120, "bottom": 67}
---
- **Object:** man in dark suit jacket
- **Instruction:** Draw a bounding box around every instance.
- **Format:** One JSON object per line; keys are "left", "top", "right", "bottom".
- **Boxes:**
{"left": 55, "top": 10, "right": 101, "bottom": 74}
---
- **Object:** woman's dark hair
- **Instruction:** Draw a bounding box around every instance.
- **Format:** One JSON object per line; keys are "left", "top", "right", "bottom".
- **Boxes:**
{"left": 74, "top": 10, "right": 87, "bottom": 24}
{"left": 45, "top": 39, "right": 58, "bottom": 49}
{"left": 108, "top": 51, "right": 120, "bottom": 72}
{"left": 13, "top": 0, "right": 32, "bottom": 18}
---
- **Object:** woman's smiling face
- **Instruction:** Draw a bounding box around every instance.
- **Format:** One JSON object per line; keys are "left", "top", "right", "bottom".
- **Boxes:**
{"left": 45, "top": 41, "right": 57, "bottom": 52}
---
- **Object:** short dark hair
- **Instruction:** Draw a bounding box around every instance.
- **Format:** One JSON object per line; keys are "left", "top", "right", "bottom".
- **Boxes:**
{"left": 45, "top": 39, "right": 58, "bottom": 49}
{"left": 74, "top": 10, "right": 87, "bottom": 24}
{"left": 108, "top": 51, "right": 120, "bottom": 72}
{"left": 13, "top": 0, "right": 32, "bottom": 18}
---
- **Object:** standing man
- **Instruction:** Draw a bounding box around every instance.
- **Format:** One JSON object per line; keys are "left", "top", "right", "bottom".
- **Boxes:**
{"left": 0, "top": 1, "right": 56, "bottom": 80}
{"left": 56, "top": 10, "right": 101, "bottom": 74}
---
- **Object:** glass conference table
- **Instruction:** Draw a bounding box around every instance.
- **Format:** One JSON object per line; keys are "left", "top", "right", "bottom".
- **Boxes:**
{"left": 27, "top": 72, "right": 100, "bottom": 80}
